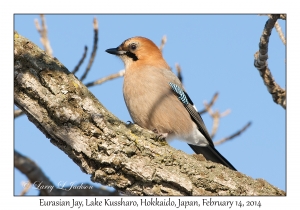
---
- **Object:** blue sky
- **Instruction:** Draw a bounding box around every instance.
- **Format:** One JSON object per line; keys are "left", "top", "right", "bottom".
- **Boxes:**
{"left": 14, "top": 14, "right": 286, "bottom": 195}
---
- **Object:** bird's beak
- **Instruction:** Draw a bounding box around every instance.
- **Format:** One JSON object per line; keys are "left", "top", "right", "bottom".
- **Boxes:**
{"left": 105, "top": 47, "right": 126, "bottom": 55}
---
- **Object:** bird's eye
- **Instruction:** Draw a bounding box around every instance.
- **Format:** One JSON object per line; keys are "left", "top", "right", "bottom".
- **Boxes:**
{"left": 129, "top": 43, "right": 137, "bottom": 51}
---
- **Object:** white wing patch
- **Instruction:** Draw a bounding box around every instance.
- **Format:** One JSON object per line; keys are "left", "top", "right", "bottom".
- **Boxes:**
{"left": 166, "top": 123, "right": 209, "bottom": 147}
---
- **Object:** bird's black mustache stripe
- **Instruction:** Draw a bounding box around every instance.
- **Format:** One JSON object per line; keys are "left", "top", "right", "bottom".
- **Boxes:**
{"left": 125, "top": 51, "right": 138, "bottom": 61}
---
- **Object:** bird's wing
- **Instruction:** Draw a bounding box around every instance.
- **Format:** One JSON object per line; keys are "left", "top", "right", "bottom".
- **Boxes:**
{"left": 168, "top": 82, "right": 214, "bottom": 146}
{"left": 169, "top": 82, "right": 236, "bottom": 171}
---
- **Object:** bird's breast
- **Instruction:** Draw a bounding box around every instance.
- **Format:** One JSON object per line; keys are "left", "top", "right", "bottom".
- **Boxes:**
{"left": 123, "top": 67, "right": 195, "bottom": 138}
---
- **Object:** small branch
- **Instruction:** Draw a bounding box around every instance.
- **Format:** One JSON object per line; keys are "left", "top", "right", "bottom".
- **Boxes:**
{"left": 214, "top": 122, "right": 252, "bottom": 146}
{"left": 220, "top": 109, "right": 231, "bottom": 117}
{"left": 72, "top": 46, "right": 88, "bottom": 74}
{"left": 159, "top": 35, "right": 167, "bottom": 52}
{"left": 85, "top": 70, "right": 125, "bottom": 87}
{"left": 20, "top": 180, "right": 32, "bottom": 196}
{"left": 254, "top": 14, "right": 286, "bottom": 109}
{"left": 198, "top": 92, "right": 219, "bottom": 115}
{"left": 175, "top": 63, "right": 183, "bottom": 83}
{"left": 34, "top": 14, "right": 53, "bottom": 57}
{"left": 204, "top": 101, "right": 231, "bottom": 139}
{"left": 14, "top": 109, "right": 24, "bottom": 118}
{"left": 274, "top": 20, "right": 286, "bottom": 45}
{"left": 279, "top": 14, "right": 286, "bottom": 20}
{"left": 80, "top": 18, "right": 98, "bottom": 81}
{"left": 210, "top": 111, "right": 220, "bottom": 139}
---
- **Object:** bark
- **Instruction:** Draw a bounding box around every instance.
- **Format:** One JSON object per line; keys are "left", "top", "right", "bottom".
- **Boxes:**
{"left": 254, "top": 14, "right": 286, "bottom": 109}
{"left": 14, "top": 32, "right": 285, "bottom": 196}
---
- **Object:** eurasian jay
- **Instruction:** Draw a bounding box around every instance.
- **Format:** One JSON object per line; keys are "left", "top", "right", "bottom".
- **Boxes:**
{"left": 106, "top": 36, "right": 236, "bottom": 171}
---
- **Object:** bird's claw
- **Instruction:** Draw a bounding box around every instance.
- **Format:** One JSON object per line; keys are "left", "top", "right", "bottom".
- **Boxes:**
{"left": 152, "top": 129, "right": 168, "bottom": 140}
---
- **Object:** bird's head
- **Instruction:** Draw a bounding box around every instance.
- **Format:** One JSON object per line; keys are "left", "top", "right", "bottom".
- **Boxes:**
{"left": 106, "top": 36, "right": 169, "bottom": 70}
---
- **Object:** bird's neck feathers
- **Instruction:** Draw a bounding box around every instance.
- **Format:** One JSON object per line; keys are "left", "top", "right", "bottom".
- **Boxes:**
{"left": 125, "top": 54, "right": 171, "bottom": 74}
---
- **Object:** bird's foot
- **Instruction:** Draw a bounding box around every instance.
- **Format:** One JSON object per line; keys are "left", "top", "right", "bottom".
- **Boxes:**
{"left": 126, "top": 120, "right": 133, "bottom": 124}
{"left": 152, "top": 129, "right": 168, "bottom": 140}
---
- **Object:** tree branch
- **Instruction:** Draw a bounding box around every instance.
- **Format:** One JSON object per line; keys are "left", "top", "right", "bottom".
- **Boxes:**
{"left": 273, "top": 20, "right": 286, "bottom": 45}
{"left": 14, "top": 150, "right": 118, "bottom": 196}
{"left": 19, "top": 180, "right": 32, "bottom": 196}
{"left": 80, "top": 18, "right": 98, "bottom": 81}
{"left": 175, "top": 63, "right": 183, "bottom": 83}
{"left": 72, "top": 46, "right": 88, "bottom": 74}
{"left": 198, "top": 92, "right": 219, "bottom": 115}
{"left": 14, "top": 109, "right": 24, "bottom": 118}
{"left": 214, "top": 122, "right": 252, "bottom": 146}
{"left": 85, "top": 70, "right": 125, "bottom": 88}
{"left": 159, "top": 35, "right": 167, "bottom": 52}
{"left": 14, "top": 32, "right": 285, "bottom": 196}
{"left": 34, "top": 14, "right": 53, "bottom": 57}
{"left": 254, "top": 14, "right": 286, "bottom": 109}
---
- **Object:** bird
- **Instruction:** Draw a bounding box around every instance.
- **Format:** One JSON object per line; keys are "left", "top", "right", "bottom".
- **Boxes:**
{"left": 106, "top": 36, "right": 236, "bottom": 171}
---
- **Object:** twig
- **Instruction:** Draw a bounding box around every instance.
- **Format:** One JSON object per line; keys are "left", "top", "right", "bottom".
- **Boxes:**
{"left": 220, "top": 109, "right": 231, "bottom": 117}
{"left": 175, "top": 63, "right": 183, "bottom": 83}
{"left": 210, "top": 111, "right": 220, "bottom": 139}
{"left": 34, "top": 14, "right": 53, "bottom": 57}
{"left": 20, "top": 180, "right": 32, "bottom": 195}
{"left": 204, "top": 101, "right": 231, "bottom": 139}
{"left": 72, "top": 46, "right": 88, "bottom": 74}
{"left": 214, "top": 122, "right": 251, "bottom": 146}
{"left": 274, "top": 20, "right": 286, "bottom": 45}
{"left": 159, "top": 35, "right": 167, "bottom": 52}
{"left": 14, "top": 109, "right": 24, "bottom": 118}
{"left": 198, "top": 92, "right": 219, "bottom": 115}
{"left": 80, "top": 18, "right": 98, "bottom": 81}
{"left": 254, "top": 14, "right": 286, "bottom": 109}
{"left": 85, "top": 70, "right": 125, "bottom": 87}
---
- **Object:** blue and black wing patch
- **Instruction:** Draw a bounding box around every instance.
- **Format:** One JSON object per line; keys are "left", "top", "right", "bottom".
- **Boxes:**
{"left": 169, "top": 82, "right": 189, "bottom": 105}
{"left": 169, "top": 82, "right": 213, "bottom": 145}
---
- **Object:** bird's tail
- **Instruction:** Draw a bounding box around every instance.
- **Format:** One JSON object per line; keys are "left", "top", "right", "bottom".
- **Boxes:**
{"left": 188, "top": 144, "right": 236, "bottom": 171}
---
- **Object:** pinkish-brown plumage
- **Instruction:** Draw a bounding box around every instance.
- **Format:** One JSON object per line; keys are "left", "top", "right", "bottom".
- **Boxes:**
{"left": 107, "top": 36, "right": 206, "bottom": 144}
{"left": 106, "top": 36, "right": 236, "bottom": 170}
{"left": 118, "top": 37, "right": 195, "bottom": 138}
{"left": 124, "top": 65, "right": 195, "bottom": 137}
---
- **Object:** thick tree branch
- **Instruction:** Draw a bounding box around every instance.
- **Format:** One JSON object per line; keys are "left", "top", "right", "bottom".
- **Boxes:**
{"left": 14, "top": 32, "right": 285, "bottom": 196}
